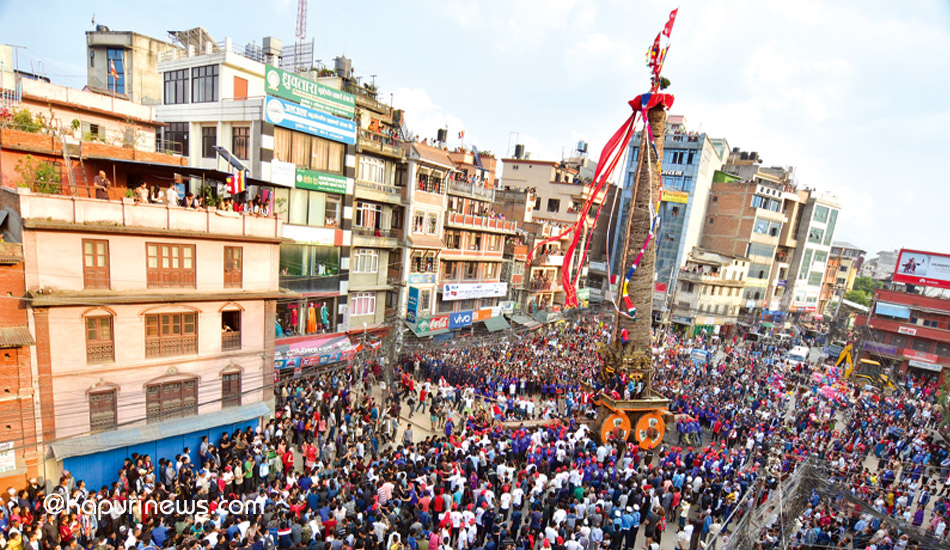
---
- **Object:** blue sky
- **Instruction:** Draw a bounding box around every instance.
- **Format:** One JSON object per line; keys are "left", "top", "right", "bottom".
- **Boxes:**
{"left": 2, "top": 0, "right": 949, "bottom": 255}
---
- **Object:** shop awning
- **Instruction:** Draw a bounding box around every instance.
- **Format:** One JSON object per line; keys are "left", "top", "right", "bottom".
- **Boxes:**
{"left": 875, "top": 301, "right": 911, "bottom": 319}
{"left": 483, "top": 316, "right": 510, "bottom": 332}
{"left": 510, "top": 314, "right": 541, "bottom": 329}
{"left": 403, "top": 320, "right": 450, "bottom": 337}
{"left": 760, "top": 321, "right": 775, "bottom": 328}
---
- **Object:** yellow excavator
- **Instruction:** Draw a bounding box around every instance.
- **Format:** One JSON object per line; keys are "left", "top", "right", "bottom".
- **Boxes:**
{"left": 835, "top": 342, "right": 897, "bottom": 394}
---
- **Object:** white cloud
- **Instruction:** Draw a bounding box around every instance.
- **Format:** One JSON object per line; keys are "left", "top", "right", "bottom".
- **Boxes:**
{"left": 392, "top": 87, "right": 468, "bottom": 144}
{"left": 564, "top": 32, "right": 635, "bottom": 69}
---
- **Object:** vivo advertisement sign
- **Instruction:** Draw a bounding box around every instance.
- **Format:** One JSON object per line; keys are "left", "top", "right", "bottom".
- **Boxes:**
{"left": 264, "top": 96, "right": 357, "bottom": 145}
{"left": 449, "top": 310, "right": 474, "bottom": 330}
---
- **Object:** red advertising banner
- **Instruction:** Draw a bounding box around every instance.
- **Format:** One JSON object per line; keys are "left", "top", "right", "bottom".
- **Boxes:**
{"left": 893, "top": 249, "right": 950, "bottom": 290}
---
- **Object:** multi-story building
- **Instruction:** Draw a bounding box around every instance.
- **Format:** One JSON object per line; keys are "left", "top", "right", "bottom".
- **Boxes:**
{"left": 0, "top": 147, "right": 284, "bottom": 490}
{"left": 614, "top": 117, "right": 727, "bottom": 312}
{"left": 400, "top": 142, "right": 450, "bottom": 332}
{"left": 155, "top": 42, "right": 362, "bottom": 361}
{"left": 6, "top": 76, "right": 164, "bottom": 164}
{"left": 439, "top": 150, "right": 516, "bottom": 321}
{"left": 822, "top": 241, "right": 867, "bottom": 310}
{"left": 0, "top": 75, "right": 304, "bottom": 487}
{"left": 860, "top": 250, "right": 900, "bottom": 281}
{"left": 499, "top": 154, "right": 600, "bottom": 308}
{"left": 347, "top": 67, "right": 406, "bottom": 333}
{"left": 784, "top": 189, "right": 841, "bottom": 318}
{"left": 700, "top": 169, "right": 794, "bottom": 320}
{"left": 669, "top": 247, "right": 748, "bottom": 337}
{"left": 0, "top": 241, "right": 37, "bottom": 488}
{"left": 855, "top": 287, "right": 950, "bottom": 385}
{"left": 85, "top": 25, "right": 180, "bottom": 104}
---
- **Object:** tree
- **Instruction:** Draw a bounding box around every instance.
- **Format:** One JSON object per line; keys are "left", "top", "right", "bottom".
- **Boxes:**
{"left": 844, "top": 289, "right": 870, "bottom": 307}
{"left": 937, "top": 377, "right": 950, "bottom": 430}
{"left": 852, "top": 276, "right": 881, "bottom": 295}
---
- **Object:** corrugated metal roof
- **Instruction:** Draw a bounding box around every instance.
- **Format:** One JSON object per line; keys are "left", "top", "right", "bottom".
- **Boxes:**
{"left": 0, "top": 240, "right": 23, "bottom": 264}
{"left": 49, "top": 401, "right": 271, "bottom": 459}
{"left": 0, "top": 326, "right": 34, "bottom": 347}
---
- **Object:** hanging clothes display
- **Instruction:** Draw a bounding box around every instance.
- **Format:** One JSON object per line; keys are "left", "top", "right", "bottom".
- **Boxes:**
{"left": 306, "top": 303, "right": 317, "bottom": 334}
{"left": 290, "top": 305, "right": 299, "bottom": 332}
{"left": 320, "top": 302, "right": 329, "bottom": 329}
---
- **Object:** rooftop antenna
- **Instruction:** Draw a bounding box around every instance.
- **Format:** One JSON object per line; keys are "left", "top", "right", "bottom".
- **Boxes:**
{"left": 91, "top": 13, "right": 95, "bottom": 28}
{"left": 295, "top": 0, "right": 308, "bottom": 71}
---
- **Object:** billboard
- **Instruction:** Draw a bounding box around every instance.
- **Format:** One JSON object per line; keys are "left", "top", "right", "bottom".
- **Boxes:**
{"left": 407, "top": 287, "right": 419, "bottom": 323}
{"left": 893, "top": 249, "right": 950, "bottom": 290}
{"left": 449, "top": 310, "right": 474, "bottom": 330}
{"left": 442, "top": 282, "right": 508, "bottom": 301}
{"left": 264, "top": 65, "right": 356, "bottom": 119}
{"left": 264, "top": 96, "right": 357, "bottom": 145}
{"left": 296, "top": 168, "right": 347, "bottom": 195}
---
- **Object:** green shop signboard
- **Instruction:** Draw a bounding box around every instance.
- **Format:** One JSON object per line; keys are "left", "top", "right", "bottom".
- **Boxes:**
{"left": 265, "top": 65, "right": 356, "bottom": 119}
{"left": 296, "top": 168, "right": 347, "bottom": 195}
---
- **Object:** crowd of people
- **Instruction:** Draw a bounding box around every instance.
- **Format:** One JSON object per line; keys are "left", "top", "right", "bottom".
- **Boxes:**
{"left": 1, "top": 313, "right": 949, "bottom": 550}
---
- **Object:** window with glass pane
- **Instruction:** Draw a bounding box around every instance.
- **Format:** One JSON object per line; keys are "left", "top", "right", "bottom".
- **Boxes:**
{"left": 354, "top": 249, "right": 379, "bottom": 273}
{"left": 356, "top": 201, "right": 383, "bottom": 229}
{"left": 146, "top": 243, "right": 196, "bottom": 288}
{"left": 201, "top": 126, "right": 216, "bottom": 158}
{"left": 813, "top": 205, "right": 829, "bottom": 223}
{"left": 808, "top": 271, "right": 823, "bottom": 285}
{"left": 145, "top": 313, "right": 198, "bottom": 357}
{"left": 359, "top": 156, "right": 386, "bottom": 184}
{"left": 273, "top": 128, "right": 292, "bottom": 162}
{"left": 86, "top": 316, "right": 114, "bottom": 363}
{"left": 163, "top": 69, "right": 188, "bottom": 105}
{"left": 191, "top": 64, "right": 219, "bottom": 103}
{"left": 82, "top": 239, "right": 110, "bottom": 289}
{"left": 325, "top": 196, "right": 341, "bottom": 227}
{"left": 165, "top": 122, "right": 189, "bottom": 155}
{"left": 307, "top": 191, "right": 325, "bottom": 226}
{"left": 107, "top": 48, "right": 125, "bottom": 94}
{"left": 824, "top": 209, "right": 838, "bottom": 245}
{"left": 753, "top": 219, "right": 769, "bottom": 234}
{"left": 224, "top": 246, "right": 243, "bottom": 288}
{"left": 232, "top": 127, "right": 250, "bottom": 160}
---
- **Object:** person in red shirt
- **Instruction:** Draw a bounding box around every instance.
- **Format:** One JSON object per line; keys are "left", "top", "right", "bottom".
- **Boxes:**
{"left": 282, "top": 449, "right": 295, "bottom": 473}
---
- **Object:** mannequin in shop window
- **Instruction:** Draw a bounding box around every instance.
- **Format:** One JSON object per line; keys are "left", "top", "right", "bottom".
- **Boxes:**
{"left": 306, "top": 302, "right": 318, "bottom": 334}
{"left": 320, "top": 302, "right": 329, "bottom": 332}
{"left": 283, "top": 304, "right": 300, "bottom": 336}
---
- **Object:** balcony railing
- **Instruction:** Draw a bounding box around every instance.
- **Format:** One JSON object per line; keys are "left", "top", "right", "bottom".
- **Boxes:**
{"left": 445, "top": 211, "right": 516, "bottom": 233}
{"left": 528, "top": 280, "right": 558, "bottom": 291}
{"left": 145, "top": 336, "right": 197, "bottom": 358}
{"left": 221, "top": 331, "right": 241, "bottom": 351}
{"left": 355, "top": 179, "right": 401, "bottom": 198}
{"left": 448, "top": 180, "right": 495, "bottom": 201}
{"left": 353, "top": 227, "right": 394, "bottom": 238}
{"left": 86, "top": 342, "right": 114, "bottom": 364}
{"left": 358, "top": 129, "right": 404, "bottom": 158}
{"left": 14, "top": 189, "right": 282, "bottom": 240}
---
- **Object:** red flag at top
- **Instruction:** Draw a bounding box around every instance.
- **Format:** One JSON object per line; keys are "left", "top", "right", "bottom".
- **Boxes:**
{"left": 662, "top": 8, "right": 678, "bottom": 37}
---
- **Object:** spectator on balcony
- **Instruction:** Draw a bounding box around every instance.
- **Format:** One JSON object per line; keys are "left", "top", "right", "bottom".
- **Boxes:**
{"left": 93, "top": 170, "right": 110, "bottom": 201}
{"left": 164, "top": 185, "right": 180, "bottom": 207}
{"left": 183, "top": 192, "right": 200, "bottom": 209}
{"left": 148, "top": 185, "right": 164, "bottom": 204}
{"left": 133, "top": 182, "right": 149, "bottom": 203}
